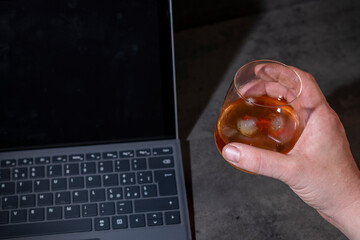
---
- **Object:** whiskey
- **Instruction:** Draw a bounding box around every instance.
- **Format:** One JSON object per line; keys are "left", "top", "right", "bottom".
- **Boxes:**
{"left": 215, "top": 95, "right": 301, "bottom": 154}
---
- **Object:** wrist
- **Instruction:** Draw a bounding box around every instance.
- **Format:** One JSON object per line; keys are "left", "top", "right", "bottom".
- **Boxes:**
{"left": 327, "top": 199, "right": 360, "bottom": 240}
{"left": 318, "top": 177, "right": 360, "bottom": 240}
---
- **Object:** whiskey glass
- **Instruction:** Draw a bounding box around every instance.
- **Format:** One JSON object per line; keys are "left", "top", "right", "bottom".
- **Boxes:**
{"left": 215, "top": 60, "right": 305, "bottom": 156}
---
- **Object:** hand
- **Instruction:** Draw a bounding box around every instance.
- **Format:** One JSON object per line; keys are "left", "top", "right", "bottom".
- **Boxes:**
{"left": 222, "top": 65, "right": 360, "bottom": 239}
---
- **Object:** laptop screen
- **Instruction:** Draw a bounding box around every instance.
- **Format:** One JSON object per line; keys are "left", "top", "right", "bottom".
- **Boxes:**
{"left": 0, "top": 0, "right": 176, "bottom": 151}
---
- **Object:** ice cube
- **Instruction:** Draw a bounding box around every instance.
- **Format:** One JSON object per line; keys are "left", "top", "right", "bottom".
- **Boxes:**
{"left": 221, "top": 127, "right": 239, "bottom": 139}
{"left": 237, "top": 118, "right": 258, "bottom": 137}
{"left": 246, "top": 97, "right": 255, "bottom": 105}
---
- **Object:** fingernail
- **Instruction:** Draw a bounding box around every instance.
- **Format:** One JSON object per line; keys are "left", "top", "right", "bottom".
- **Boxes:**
{"left": 223, "top": 145, "right": 240, "bottom": 163}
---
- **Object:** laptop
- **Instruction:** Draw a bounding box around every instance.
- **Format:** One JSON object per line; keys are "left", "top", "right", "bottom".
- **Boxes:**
{"left": 0, "top": 0, "right": 192, "bottom": 239}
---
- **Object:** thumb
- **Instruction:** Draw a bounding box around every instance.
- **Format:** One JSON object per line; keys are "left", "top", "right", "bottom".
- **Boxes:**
{"left": 222, "top": 143, "right": 295, "bottom": 182}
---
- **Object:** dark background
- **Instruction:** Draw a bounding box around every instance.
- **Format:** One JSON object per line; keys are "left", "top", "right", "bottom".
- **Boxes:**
{"left": 171, "top": 0, "right": 360, "bottom": 239}
{"left": 172, "top": 0, "right": 315, "bottom": 31}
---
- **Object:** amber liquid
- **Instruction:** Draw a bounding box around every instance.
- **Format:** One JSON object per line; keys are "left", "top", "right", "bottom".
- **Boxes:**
{"left": 215, "top": 95, "right": 302, "bottom": 154}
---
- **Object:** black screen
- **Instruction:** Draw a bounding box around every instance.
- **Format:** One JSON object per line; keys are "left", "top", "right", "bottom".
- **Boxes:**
{"left": 0, "top": 0, "right": 176, "bottom": 150}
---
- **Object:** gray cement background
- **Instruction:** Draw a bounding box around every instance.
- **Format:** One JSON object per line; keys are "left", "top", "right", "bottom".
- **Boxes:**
{"left": 174, "top": 0, "right": 360, "bottom": 239}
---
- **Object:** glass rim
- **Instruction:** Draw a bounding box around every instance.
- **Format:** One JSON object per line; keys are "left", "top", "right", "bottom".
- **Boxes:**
{"left": 234, "top": 59, "right": 303, "bottom": 108}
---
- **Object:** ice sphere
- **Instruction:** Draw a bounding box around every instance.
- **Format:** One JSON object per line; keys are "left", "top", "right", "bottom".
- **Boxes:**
{"left": 270, "top": 114, "right": 291, "bottom": 143}
{"left": 237, "top": 118, "right": 258, "bottom": 137}
{"left": 270, "top": 115, "right": 284, "bottom": 131}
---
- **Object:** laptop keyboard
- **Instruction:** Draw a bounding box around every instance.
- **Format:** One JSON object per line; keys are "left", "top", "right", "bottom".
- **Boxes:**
{"left": 0, "top": 147, "right": 181, "bottom": 239}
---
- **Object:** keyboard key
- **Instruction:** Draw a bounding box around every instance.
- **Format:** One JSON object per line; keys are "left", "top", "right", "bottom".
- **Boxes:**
{"left": 0, "top": 211, "right": 9, "bottom": 224}
{"left": 18, "top": 158, "right": 34, "bottom": 166}
{"left": 103, "top": 152, "right": 117, "bottom": 160}
{"left": 0, "top": 182, "right": 15, "bottom": 195}
{"left": 155, "top": 170, "right": 177, "bottom": 196}
{"left": 141, "top": 184, "right": 157, "bottom": 198}
{"left": 69, "top": 176, "right": 85, "bottom": 189}
{"left": 82, "top": 204, "right": 97, "bottom": 217}
{"left": 47, "top": 165, "right": 62, "bottom": 177}
{"left": 0, "top": 169, "right": 10, "bottom": 181}
{"left": 137, "top": 171, "right": 153, "bottom": 184}
{"left": 11, "top": 209, "right": 27, "bottom": 223}
{"left": 2, "top": 196, "right": 18, "bottom": 209}
{"left": 64, "top": 164, "right": 79, "bottom": 176}
{"left": 112, "top": 216, "right": 128, "bottom": 229}
{"left": 0, "top": 219, "right": 92, "bottom": 238}
{"left": 120, "top": 173, "right": 135, "bottom": 185}
{"left": 47, "top": 206, "right": 62, "bottom": 220}
{"left": 124, "top": 186, "right": 140, "bottom": 199}
{"left": 147, "top": 212, "right": 163, "bottom": 226}
{"left": 20, "top": 194, "right": 35, "bottom": 208}
{"left": 86, "top": 152, "right": 101, "bottom": 161}
{"left": 95, "top": 217, "right": 110, "bottom": 231}
{"left": 90, "top": 189, "right": 105, "bottom": 202}
{"left": 17, "top": 181, "right": 32, "bottom": 193}
{"left": 148, "top": 219, "right": 163, "bottom": 226}
{"left": 29, "top": 166, "right": 45, "bottom": 179}
{"left": 116, "top": 201, "right": 132, "bottom": 214}
{"left": 107, "top": 187, "right": 123, "bottom": 200}
{"left": 152, "top": 147, "right": 173, "bottom": 156}
{"left": 64, "top": 205, "right": 80, "bottom": 218}
{"left": 35, "top": 156, "right": 50, "bottom": 164}
{"left": 81, "top": 162, "right": 96, "bottom": 174}
{"left": 34, "top": 179, "right": 50, "bottom": 192}
{"left": 148, "top": 156, "right": 174, "bottom": 169}
{"left": 147, "top": 212, "right": 162, "bottom": 220}
{"left": 73, "top": 190, "right": 88, "bottom": 203}
{"left": 165, "top": 211, "right": 181, "bottom": 225}
{"left": 37, "top": 193, "right": 53, "bottom": 206}
{"left": 51, "top": 178, "right": 67, "bottom": 191}
{"left": 86, "top": 175, "right": 101, "bottom": 188}
{"left": 134, "top": 197, "right": 178, "bottom": 213}
{"left": 55, "top": 191, "right": 70, "bottom": 205}
{"left": 98, "top": 161, "right": 113, "bottom": 173}
{"left": 131, "top": 158, "right": 147, "bottom": 170}
{"left": 119, "top": 150, "right": 134, "bottom": 158}
{"left": 1, "top": 159, "right": 16, "bottom": 167}
{"left": 130, "top": 214, "right": 145, "bottom": 228}
{"left": 136, "top": 150, "right": 151, "bottom": 158}
{"left": 29, "top": 208, "right": 45, "bottom": 222}
{"left": 114, "top": 160, "right": 130, "bottom": 172}
{"left": 103, "top": 174, "right": 118, "bottom": 186}
{"left": 136, "top": 149, "right": 151, "bottom": 157}
{"left": 99, "top": 202, "right": 115, "bottom": 216}
{"left": 13, "top": 167, "right": 28, "bottom": 180}
{"left": 69, "top": 154, "right": 84, "bottom": 162}
{"left": 52, "top": 155, "right": 67, "bottom": 163}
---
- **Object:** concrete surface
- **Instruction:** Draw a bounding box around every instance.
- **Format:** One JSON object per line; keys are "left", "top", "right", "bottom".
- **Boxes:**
{"left": 174, "top": 0, "right": 360, "bottom": 239}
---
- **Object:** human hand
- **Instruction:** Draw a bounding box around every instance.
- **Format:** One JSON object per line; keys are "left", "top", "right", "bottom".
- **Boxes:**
{"left": 221, "top": 65, "right": 360, "bottom": 239}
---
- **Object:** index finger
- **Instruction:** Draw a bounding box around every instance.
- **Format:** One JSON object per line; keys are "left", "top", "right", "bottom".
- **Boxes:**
{"left": 254, "top": 62, "right": 326, "bottom": 109}
{"left": 288, "top": 66, "right": 326, "bottom": 110}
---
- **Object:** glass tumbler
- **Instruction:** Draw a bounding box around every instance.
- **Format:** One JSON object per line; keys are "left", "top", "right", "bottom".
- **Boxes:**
{"left": 215, "top": 60, "right": 306, "bottom": 157}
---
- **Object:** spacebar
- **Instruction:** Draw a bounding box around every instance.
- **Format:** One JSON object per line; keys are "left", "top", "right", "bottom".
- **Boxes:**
{"left": 0, "top": 219, "right": 92, "bottom": 239}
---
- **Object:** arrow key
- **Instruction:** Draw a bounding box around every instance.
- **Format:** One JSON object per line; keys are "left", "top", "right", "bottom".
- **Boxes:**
{"left": 147, "top": 212, "right": 163, "bottom": 226}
